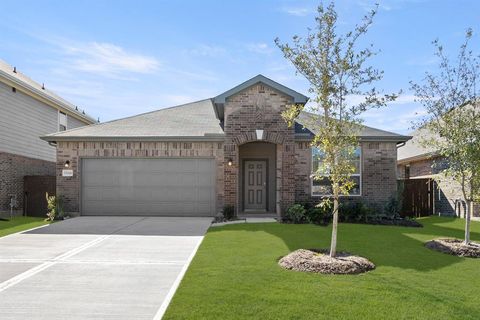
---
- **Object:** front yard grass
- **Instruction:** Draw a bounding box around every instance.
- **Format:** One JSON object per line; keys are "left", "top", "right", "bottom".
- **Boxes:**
{"left": 0, "top": 216, "right": 49, "bottom": 237}
{"left": 164, "top": 217, "right": 480, "bottom": 320}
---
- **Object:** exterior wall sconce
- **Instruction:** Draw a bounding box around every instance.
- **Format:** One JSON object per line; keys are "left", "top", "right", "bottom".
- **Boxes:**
{"left": 227, "top": 159, "right": 233, "bottom": 166}
{"left": 255, "top": 129, "right": 264, "bottom": 140}
{"left": 64, "top": 160, "right": 70, "bottom": 168}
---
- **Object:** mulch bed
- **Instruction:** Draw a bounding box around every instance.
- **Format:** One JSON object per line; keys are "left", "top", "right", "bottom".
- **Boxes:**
{"left": 425, "top": 238, "right": 480, "bottom": 258}
{"left": 279, "top": 249, "right": 375, "bottom": 275}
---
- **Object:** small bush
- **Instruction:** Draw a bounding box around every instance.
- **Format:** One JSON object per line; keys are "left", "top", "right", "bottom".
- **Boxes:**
{"left": 285, "top": 204, "right": 307, "bottom": 224}
{"left": 306, "top": 203, "right": 332, "bottom": 225}
{"left": 45, "top": 193, "right": 63, "bottom": 221}
{"left": 384, "top": 196, "right": 401, "bottom": 218}
{"left": 339, "top": 202, "right": 372, "bottom": 223}
{"left": 222, "top": 205, "right": 235, "bottom": 220}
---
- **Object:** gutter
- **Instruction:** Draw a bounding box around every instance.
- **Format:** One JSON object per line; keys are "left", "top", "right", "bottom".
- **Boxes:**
{"left": 41, "top": 134, "right": 226, "bottom": 143}
{"left": 295, "top": 134, "right": 412, "bottom": 144}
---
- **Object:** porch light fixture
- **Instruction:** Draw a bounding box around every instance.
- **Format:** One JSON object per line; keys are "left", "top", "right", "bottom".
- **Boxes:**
{"left": 255, "top": 129, "right": 264, "bottom": 140}
{"left": 64, "top": 160, "right": 70, "bottom": 168}
{"left": 227, "top": 158, "right": 233, "bottom": 166}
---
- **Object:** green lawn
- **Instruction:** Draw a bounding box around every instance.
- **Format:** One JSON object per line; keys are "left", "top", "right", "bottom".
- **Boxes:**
{"left": 164, "top": 217, "right": 480, "bottom": 320}
{"left": 0, "top": 216, "right": 49, "bottom": 237}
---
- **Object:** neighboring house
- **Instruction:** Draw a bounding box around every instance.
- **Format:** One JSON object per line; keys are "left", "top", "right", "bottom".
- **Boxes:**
{"left": 42, "top": 75, "right": 410, "bottom": 218}
{"left": 397, "top": 128, "right": 479, "bottom": 217}
{"left": 0, "top": 60, "right": 96, "bottom": 216}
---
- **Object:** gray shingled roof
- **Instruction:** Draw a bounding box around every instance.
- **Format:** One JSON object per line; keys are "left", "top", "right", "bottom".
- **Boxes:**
{"left": 42, "top": 99, "right": 224, "bottom": 141}
{"left": 41, "top": 76, "right": 411, "bottom": 143}
{"left": 0, "top": 59, "right": 95, "bottom": 123}
{"left": 295, "top": 111, "right": 411, "bottom": 143}
{"left": 397, "top": 127, "right": 438, "bottom": 162}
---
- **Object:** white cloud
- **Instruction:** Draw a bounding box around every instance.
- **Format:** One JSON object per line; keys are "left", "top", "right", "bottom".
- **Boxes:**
{"left": 280, "top": 6, "right": 311, "bottom": 17}
{"left": 405, "top": 56, "right": 439, "bottom": 66}
{"left": 187, "top": 44, "right": 226, "bottom": 57}
{"left": 163, "top": 94, "right": 197, "bottom": 106}
{"left": 246, "top": 42, "right": 273, "bottom": 54}
{"left": 345, "top": 93, "right": 416, "bottom": 106}
{"left": 356, "top": 0, "right": 427, "bottom": 12}
{"left": 61, "top": 42, "right": 160, "bottom": 76}
{"left": 362, "top": 104, "right": 427, "bottom": 133}
{"left": 390, "top": 94, "right": 417, "bottom": 104}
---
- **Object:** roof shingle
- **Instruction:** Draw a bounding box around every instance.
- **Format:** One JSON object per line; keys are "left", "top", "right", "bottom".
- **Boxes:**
{"left": 42, "top": 99, "right": 223, "bottom": 140}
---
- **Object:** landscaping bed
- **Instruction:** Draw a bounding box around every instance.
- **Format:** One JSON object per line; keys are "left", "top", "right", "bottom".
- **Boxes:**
{"left": 279, "top": 249, "right": 375, "bottom": 274}
{"left": 425, "top": 238, "right": 480, "bottom": 258}
{"left": 282, "top": 201, "right": 423, "bottom": 228}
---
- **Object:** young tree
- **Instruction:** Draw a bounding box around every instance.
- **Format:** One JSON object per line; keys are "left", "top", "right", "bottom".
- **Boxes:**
{"left": 275, "top": 3, "right": 396, "bottom": 257}
{"left": 410, "top": 29, "right": 480, "bottom": 244}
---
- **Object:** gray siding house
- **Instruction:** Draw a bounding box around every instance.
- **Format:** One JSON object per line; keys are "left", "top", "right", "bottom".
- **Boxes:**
{"left": 42, "top": 75, "right": 410, "bottom": 218}
{"left": 0, "top": 60, "right": 95, "bottom": 216}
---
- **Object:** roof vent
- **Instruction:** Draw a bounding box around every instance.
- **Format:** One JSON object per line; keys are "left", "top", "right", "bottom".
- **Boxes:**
{"left": 13, "top": 67, "right": 17, "bottom": 73}
{"left": 75, "top": 106, "right": 78, "bottom": 111}
{"left": 97, "top": 117, "right": 100, "bottom": 122}
{"left": 82, "top": 110, "right": 85, "bottom": 114}
{"left": 42, "top": 83, "right": 45, "bottom": 90}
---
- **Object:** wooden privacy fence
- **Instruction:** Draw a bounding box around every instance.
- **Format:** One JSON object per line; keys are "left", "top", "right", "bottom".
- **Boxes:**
{"left": 24, "top": 176, "right": 56, "bottom": 217}
{"left": 398, "top": 178, "right": 434, "bottom": 217}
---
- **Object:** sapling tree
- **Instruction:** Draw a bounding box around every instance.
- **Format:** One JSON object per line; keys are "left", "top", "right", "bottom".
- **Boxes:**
{"left": 275, "top": 2, "right": 396, "bottom": 257}
{"left": 410, "top": 29, "right": 480, "bottom": 244}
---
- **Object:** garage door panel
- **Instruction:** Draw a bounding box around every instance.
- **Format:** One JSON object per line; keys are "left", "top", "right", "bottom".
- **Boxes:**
{"left": 198, "top": 175, "right": 215, "bottom": 186}
{"left": 81, "top": 158, "right": 215, "bottom": 216}
{"left": 83, "top": 201, "right": 206, "bottom": 216}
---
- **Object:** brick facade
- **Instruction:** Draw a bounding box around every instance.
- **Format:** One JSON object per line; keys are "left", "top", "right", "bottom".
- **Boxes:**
{"left": 53, "top": 82, "right": 402, "bottom": 217}
{"left": 223, "top": 84, "right": 296, "bottom": 216}
{"left": 295, "top": 141, "right": 399, "bottom": 207}
{"left": 56, "top": 141, "right": 224, "bottom": 215}
{"left": 362, "top": 142, "right": 398, "bottom": 206}
{"left": 0, "top": 151, "right": 55, "bottom": 215}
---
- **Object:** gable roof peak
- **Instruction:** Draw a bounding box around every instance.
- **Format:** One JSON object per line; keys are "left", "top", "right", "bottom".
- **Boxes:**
{"left": 212, "top": 74, "right": 309, "bottom": 121}
{"left": 213, "top": 74, "right": 309, "bottom": 105}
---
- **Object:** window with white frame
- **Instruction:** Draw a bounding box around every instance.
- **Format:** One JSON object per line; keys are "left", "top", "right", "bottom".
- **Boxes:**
{"left": 311, "top": 146, "right": 361, "bottom": 196}
{"left": 58, "top": 111, "right": 67, "bottom": 131}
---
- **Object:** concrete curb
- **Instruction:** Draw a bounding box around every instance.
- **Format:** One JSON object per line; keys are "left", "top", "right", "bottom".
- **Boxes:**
{"left": 152, "top": 236, "right": 205, "bottom": 320}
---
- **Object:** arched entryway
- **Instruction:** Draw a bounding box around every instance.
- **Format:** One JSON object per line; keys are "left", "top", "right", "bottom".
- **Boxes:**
{"left": 238, "top": 141, "right": 277, "bottom": 214}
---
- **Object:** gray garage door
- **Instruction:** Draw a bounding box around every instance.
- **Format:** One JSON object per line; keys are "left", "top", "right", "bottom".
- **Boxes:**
{"left": 81, "top": 158, "right": 216, "bottom": 216}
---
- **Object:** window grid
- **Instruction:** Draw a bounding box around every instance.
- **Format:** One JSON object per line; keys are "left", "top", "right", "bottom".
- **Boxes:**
{"left": 310, "top": 146, "right": 362, "bottom": 197}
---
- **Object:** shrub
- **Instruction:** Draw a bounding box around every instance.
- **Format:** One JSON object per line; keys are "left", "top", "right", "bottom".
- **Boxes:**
{"left": 45, "top": 193, "right": 63, "bottom": 221}
{"left": 339, "top": 201, "right": 373, "bottom": 223}
{"left": 285, "top": 204, "right": 307, "bottom": 224}
{"left": 222, "top": 205, "right": 235, "bottom": 220}
{"left": 384, "top": 196, "right": 401, "bottom": 218}
{"left": 306, "top": 203, "right": 332, "bottom": 225}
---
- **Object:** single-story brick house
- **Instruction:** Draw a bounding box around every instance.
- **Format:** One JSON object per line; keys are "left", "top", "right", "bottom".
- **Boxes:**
{"left": 42, "top": 75, "right": 410, "bottom": 218}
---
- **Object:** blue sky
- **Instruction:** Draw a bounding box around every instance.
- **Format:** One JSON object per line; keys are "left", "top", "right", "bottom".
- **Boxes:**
{"left": 1, "top": 0, "right": 479, "bottom": 134}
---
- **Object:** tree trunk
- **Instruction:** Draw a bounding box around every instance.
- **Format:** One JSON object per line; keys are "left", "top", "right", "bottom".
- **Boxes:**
{"left": 465, "top": 200, "right": 471, "bottom": 244}
{"left": 329, "top": 195, "right": 339, "bottom": 258}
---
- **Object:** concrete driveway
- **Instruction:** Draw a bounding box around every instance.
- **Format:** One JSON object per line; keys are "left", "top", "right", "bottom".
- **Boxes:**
{"left": 0, "top": 216, "right": 212, "bottom": 320}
